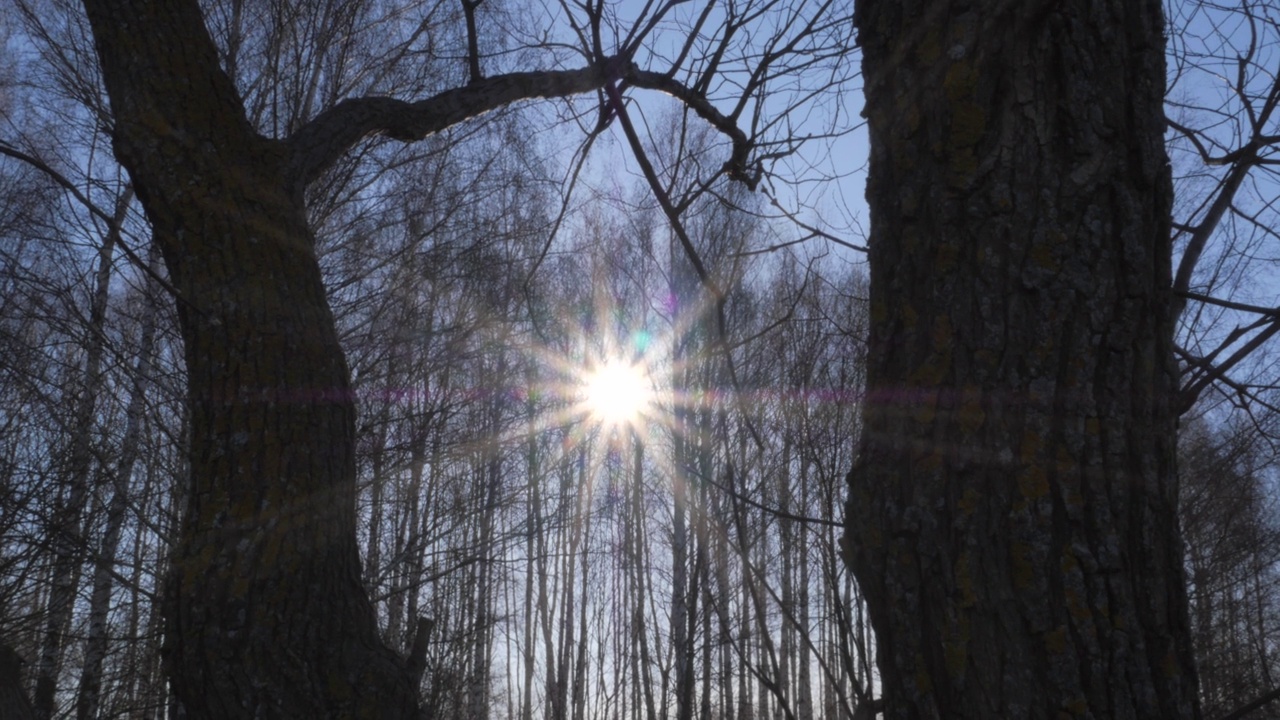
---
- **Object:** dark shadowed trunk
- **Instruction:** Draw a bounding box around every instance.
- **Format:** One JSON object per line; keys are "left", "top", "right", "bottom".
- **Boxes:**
{"left": 842, "top": 1, "right": 1200, "bottom": 718}
{"left": 80, "top": 1, "right": 422, "bottom": 716}
{"left": 78, "top": 0, "right": 632, "bottom": 713}
{"left": 1, "top": 642, "right": 35, "bottom": 720}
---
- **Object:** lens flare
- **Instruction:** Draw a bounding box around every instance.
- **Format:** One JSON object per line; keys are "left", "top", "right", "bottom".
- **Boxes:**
{"left": 581, "top": 359, "right": 652, "bottom": 428}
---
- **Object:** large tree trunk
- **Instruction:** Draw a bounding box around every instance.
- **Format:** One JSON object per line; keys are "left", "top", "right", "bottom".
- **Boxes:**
{"left": 842, "top": 1, "right": 1200, "bottom": 718}
{"left": 79, "top": 1, "right": 422, "bottom": 717}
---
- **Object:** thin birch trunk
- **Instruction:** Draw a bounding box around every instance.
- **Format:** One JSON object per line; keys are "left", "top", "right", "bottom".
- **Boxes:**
{"left": 34, "top": 186, "right": 133, "bottom": 720}
{"left": 75, "top": 242, "right": 159, "bottom": 720}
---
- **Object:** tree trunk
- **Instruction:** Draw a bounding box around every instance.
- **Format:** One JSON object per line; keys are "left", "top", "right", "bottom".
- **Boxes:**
{"left": 521, "top": 373, "right": 541, "bottom": 720}
{"left": 672, "top": 430, "right": 692, "bottom": 720}
{"left": 842, "top": 1, "right": 1199, "bottom": 718}
{"left": 80, "top": 1, "right": 421, "bottom": 716}
{"left": 629, "top": 439, "right": 660, "bottom": 720}
{"left": 795, "top": 457, "right": 814, "bottom": 720}
{"left": 76, "top": 242, "right": 159, "bottom": 720}
{"left": 33, "top": 179, "right": 130, "bottom": 720}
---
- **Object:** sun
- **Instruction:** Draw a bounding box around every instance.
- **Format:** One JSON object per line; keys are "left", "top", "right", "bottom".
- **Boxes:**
{"left": 581, "top": 358, "right": 653, "bottom": 429}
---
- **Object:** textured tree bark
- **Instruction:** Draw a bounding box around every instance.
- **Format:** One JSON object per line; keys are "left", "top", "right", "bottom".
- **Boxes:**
{"left": 79, "top": 1, "right": 423, "bottom": 717}
{"left": 842, "top": 1, "right": 1200, "bottom": 718}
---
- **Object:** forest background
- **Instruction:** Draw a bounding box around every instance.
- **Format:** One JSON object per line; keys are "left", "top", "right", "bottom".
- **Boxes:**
{"left": 1, "top": 0, "right": 1279, "bottom": 719}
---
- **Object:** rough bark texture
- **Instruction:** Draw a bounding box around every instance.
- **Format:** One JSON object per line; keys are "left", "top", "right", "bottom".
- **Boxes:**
{"left": 80, "top": 1, "right": 422, "bottom": 716}
{"left": 842, "top": 1, "right": 1200, "bottom": 718}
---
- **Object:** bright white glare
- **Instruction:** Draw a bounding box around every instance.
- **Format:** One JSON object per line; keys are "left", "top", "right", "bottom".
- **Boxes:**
{"left": 582, "top": 359, "right": 653, "bottom": 428}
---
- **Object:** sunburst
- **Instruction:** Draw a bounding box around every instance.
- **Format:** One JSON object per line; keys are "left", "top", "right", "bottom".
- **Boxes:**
{"left": 580, "top": 358, "right": 654, "bottom": 430}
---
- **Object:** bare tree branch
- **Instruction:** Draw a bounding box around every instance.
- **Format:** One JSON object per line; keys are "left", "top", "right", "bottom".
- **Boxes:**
{"left": 604, "top": 79, "right": 774, "bottom": 455}
{"left": 1178, "top": 289, "right": 1280, "bottom": 319}
{"left": 0, "top": 141, "right": 185, "bottom": 308}
{"left": 625, "top": 69, "right": 756, "bottom": 186}
{"left": 1181, "top": 317, "right": 1280, "bottom": 412}
{"left": 284, "top": 58, "right": 763, "bottom": 196}
{"left": 1214, "top": 685, "right": 1280, "bottom": 720}
{"left": 285, "top": 60, "right": 632, "bottom": 192}
{"left": 1171, "top": 155, "right": 1255, "bottom": 313}
{"left": 460, "top": 0, "right": 483, "bottom": 83}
